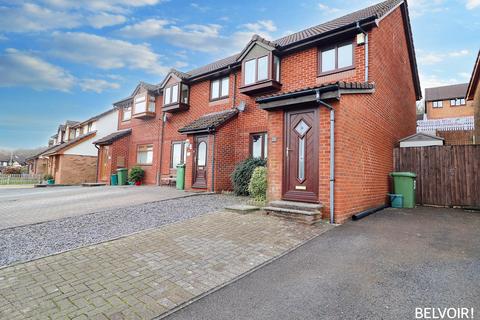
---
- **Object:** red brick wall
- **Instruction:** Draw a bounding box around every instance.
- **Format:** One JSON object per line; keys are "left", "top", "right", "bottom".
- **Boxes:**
{"left": 266, "top": 6, "right": 417, "bottom": 223}
{"left": 332, "top": 7, "right": 417, "bottom": 223}
{"left": 53, "top": 155, "right": 97, "bottom": 184}
{"left": 97, "top": 135, "right": 130, "bottom": 183}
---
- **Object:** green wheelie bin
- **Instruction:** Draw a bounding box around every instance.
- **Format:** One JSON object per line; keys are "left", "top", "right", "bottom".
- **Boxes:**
{"left": 176, "top": 164, "right": 185, "bottom": 190}
{"left": 390, "top": 172, "right": 416, "bottom": 208}
{"left": 117, "top": 168, "right": 128, "bottom": 185}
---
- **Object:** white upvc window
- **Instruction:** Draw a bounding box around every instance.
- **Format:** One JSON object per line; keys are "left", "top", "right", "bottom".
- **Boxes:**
{"left": 210, "top": 77, "right": 229, "bottom": 100}
{"left": 432, "top": 101, "right": 443, "bottom": 108}
{"left": 123, "top": 105, "right": 132, "bottom": 121}
{"left": 164, "top": 84, "right": 179, "bottom": 105}
{"left": 134, "top": 94, "right": 147, "bottom": 114}
{"left": 137, "top": 144, "right": 153, "bottom": 165}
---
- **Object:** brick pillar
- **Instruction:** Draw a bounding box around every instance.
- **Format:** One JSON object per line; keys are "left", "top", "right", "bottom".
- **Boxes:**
{"left": 266, "top": 110, "right": 284, "bottom": 201}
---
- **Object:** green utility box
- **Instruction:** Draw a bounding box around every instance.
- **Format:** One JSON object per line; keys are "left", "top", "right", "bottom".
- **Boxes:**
{"left": 390, "top": 172, "right": 416, "bottom": 208}
{"left": 110, "top": 174, "right": 118, "bottom": 186}
{"left": 117, "top": 168, "right": 128, "bottom": 185}
{"left": 176, "top": 164, "right": 185, "bottom": 190}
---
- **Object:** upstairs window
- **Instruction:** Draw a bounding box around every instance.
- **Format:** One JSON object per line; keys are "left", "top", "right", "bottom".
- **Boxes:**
{"left": 87, "top": 122, "right": 94, "bottom": 132}
{"left": 210, "top": 77, "right": 229, "bottom": 100}
{"left": 432, "top": 101, "right": 443, "bottom": 108}
{"left": 134, "top": 94, "right": 146, "bottom": 114}
{"left": 244, "top": 56, "right": 269, "bottom": 85}
{"left": 137, "top": 144, "right": 153, "bottom": 165}
{"left": 450, "top": 98, "right": 466, "bottom": 106}
{"left": 148, "top": 96, "right": 155, "bottom": 112}
{"left": 319, "top": 42, "right": 354, "bottom": 75}
{"left": 122, "top": 105, "right": 132, "bottom": 121}
{"left": 250, "top": 132, "right": 268, "bottom": 159}
{"left": 164, "top": 84, "right": 179, "bottom": 105}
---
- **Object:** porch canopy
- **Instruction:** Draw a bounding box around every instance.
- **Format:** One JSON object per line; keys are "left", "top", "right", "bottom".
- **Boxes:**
{"left": 256, "top": 81, "right": 375, "bottom": 110}
{"left": 178, "top": 109, "right": 239, "bottom": 134}
{"left": 93, "top": 129, "right": 132, "bottom": 146}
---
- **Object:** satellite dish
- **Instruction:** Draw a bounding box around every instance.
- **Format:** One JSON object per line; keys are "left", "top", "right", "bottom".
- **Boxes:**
{"left": 236, "top": 101, "right": 246, "bottom": 112}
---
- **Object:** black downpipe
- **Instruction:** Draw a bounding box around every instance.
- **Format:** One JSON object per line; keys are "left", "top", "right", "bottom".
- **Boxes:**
{"left": 352, "top": 205, "right": 388, "bottom": 221}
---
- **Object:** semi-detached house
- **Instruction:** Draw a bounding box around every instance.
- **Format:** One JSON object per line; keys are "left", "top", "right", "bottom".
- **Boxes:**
{"left": 96, "top": 0, "right": 421, "bottom": 223}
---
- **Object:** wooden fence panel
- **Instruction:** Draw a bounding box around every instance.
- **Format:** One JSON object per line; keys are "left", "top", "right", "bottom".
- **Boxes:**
{"left": 393, "top": 145, "right": 480, "bottom": 207}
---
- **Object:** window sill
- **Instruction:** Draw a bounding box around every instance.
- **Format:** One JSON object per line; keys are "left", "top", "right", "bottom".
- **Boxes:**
{"left": 135, "top": 163, "right": 153, "bottom": 166}
{"left": 239, "top": 80, "right": 282, "bottom": 96}
{"left": 163, "top": 102, "right": 189, "bottom": 113}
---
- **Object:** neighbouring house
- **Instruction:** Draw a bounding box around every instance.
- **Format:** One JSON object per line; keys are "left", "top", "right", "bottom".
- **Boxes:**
{"left": 466, "top": 50, "right": 480, "bottom": 143}
{"left": 32, "top": 109, "right": 119, "bottom": 184}
{"left": 419, "top": 83, "right": 475, "bottom": 144}
{"left": 94, "top": 82, "right": 160, "bottom": 184}
{"left": 100, "top": 0, "right": 420, "bottom": 223}
{"left": 399, "top": 132, "right": 444, "bottom": 148}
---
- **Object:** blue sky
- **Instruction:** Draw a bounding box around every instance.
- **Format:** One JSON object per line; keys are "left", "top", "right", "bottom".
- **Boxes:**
{"left": 0, "top": 0, "right": 479, "bottom": 149}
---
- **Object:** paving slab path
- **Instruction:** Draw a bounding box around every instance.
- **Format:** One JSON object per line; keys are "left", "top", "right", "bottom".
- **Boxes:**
{"left": 0, "top": 210, "right": 333, "bottom": 319}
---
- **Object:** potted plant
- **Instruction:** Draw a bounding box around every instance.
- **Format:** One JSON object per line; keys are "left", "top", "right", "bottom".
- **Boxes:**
{"left": 44, "top": 174, "right": 54, "bottom": 185}
{"left": 128, "top": 167, "right": 145, "bottom": 186}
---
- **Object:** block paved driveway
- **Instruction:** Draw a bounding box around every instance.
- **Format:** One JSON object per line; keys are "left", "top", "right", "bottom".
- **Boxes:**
{"left": 166, "top": 207, "right": 480, "bottom": 320}
{"left": 0, "top": 210, "right": 332, "bottom": 319}
{"left": 0, "top": 186, "right": 194, "bottom": 230}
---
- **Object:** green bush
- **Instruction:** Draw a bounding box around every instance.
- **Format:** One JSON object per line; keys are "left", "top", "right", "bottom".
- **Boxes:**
{"left": 231, "top": 157, "right": 266, "bottom": 196}
{"left": 43, "top": 174, "right": 54, "bottom": 180}
{"left": 248, "top": 166, "right": 267, "bottom": 201}
{"left": 128, "top": 166, "right": 145, "bottom": 183}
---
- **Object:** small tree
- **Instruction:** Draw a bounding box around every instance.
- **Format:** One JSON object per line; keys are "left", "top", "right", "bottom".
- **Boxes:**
{"left": 231, "top": 158, "right": 266, "bottom": 196}
{"left": 248, "top": 166, "right": 267, "bottom": 202}
{"left": 128, "top": 166, "right": 145, "bottom": 183}
{"left": 4, "top": 167, "right": 22, "bottom": 175}
{"left": 43, "top": 174, "right": 54, "bottom": 181}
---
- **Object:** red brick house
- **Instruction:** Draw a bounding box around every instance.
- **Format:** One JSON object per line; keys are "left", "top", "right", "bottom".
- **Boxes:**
{"left": 466, "top": 50, "right": 480, "bottom": 143}
{"left": 98, "top": 0, "right": 421, "bottom": 223}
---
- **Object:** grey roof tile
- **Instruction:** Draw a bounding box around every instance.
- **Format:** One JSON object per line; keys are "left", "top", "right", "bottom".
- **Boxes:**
{"left": 424, "top": 83, "right": 469, "bottom": 101}
{"left": 93, "top": 129, "right": 132, "bottom": 146}
{"left": 178, "top": 109, "right": 239, "bottom": 134}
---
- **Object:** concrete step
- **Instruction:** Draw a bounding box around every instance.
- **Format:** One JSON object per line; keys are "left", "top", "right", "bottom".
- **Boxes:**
{"left": 268, "top": 200, "right": 323, "bottom": 213}
{"left": 264, "top": 206, "right": 323, "bottom": 225}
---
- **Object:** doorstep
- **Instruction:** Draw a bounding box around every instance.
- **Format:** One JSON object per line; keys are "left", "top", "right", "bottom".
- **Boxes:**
{"left": 264, "top": 200, "right": 324, "bottom": 225}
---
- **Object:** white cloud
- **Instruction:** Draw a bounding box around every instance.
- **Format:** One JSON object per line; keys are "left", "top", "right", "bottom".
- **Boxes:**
{"left": 0, "top": 3, "right": 82, "bottom": 33}
{"left": 466, "top": 0, "right": 480, "bottom": 9}
{"left": 408, "top": 0, "right": 447, "bottom": 17}
{"left": 0, "top": 48, "right": 75, "bottom": 91}
{"left": 87, "top": 13, "right": 127, "bottom": 29}
{"left": 0, "top": 34, "right": 7, "bottom": 41}
{"left": 48, "top": 32, "right": 168, "bottom": 75}
{"left": 0, "top": 48, "right": 122, "bottom": 93}
{"left": 79, "top": 79, "right": 120, "bottom": 93}
{"left": 120, "top": 19, "right": 224, "bottom": 52}
{"left": 41, "top": 0, "right": 162, "bottom": 14}
{"left": 119, "top": 19, "right": 277, "bottom": 54}
{"left": 317, "top": 3, "right": 342, "bottom": 16}
{"left": 190, "top": 3, "right": 209, "bottom": 12}
{"left": 417, "top": 49, "right": 471, "bottom": 65}
{"left": 449, "top": 49, "right": 470, "bottom": 57}
{"left": 420, "top": 73, "right": 462, "bottom": 90}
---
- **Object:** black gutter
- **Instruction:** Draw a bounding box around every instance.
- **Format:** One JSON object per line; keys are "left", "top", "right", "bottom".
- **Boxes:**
{"left": 279, "top": 18, "right": 377, "bottom": 54}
